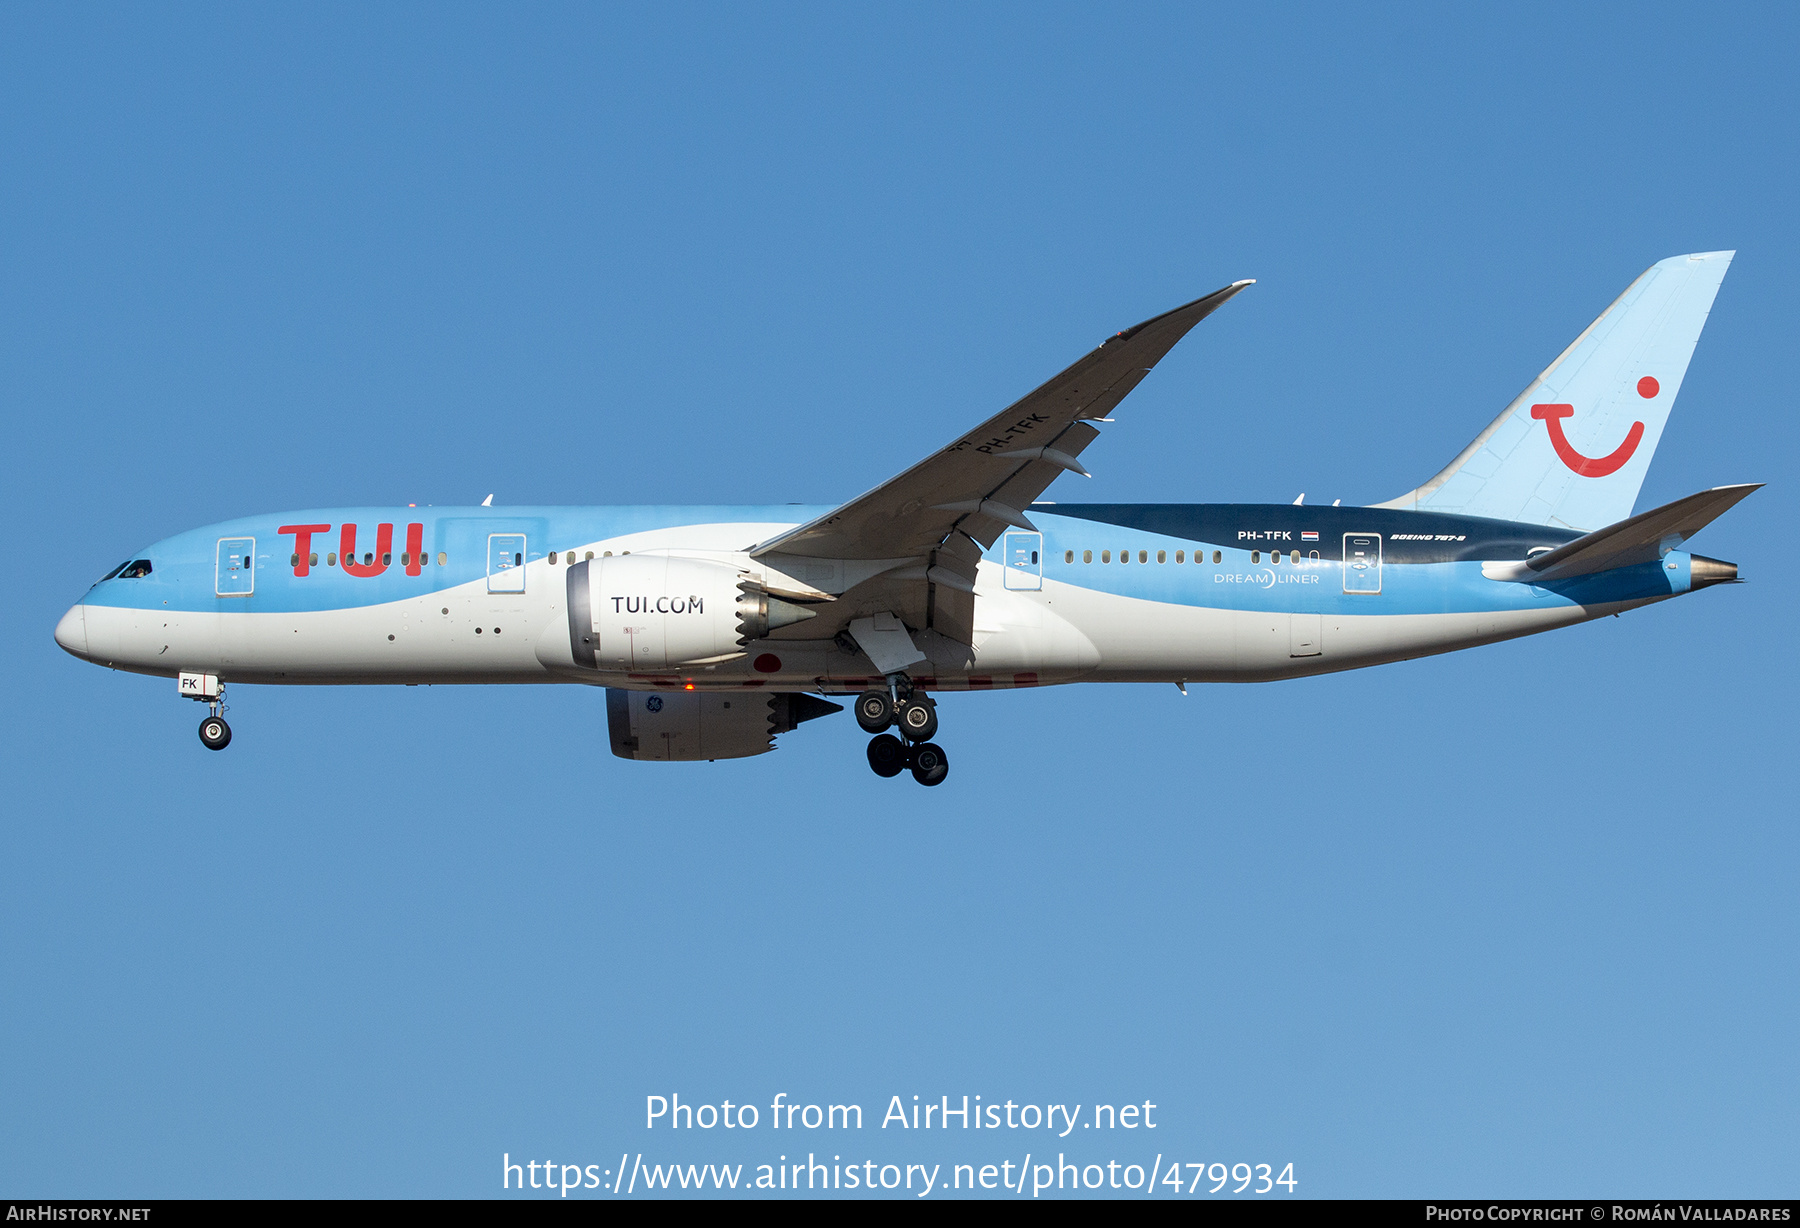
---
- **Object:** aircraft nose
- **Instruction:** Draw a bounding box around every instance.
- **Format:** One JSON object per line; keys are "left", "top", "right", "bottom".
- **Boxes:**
{"left": 54, "top": 604, "right": 89, "bottom": 658}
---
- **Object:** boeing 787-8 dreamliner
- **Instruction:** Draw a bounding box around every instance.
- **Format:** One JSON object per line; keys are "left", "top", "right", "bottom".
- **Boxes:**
{"left": 56, "top": 252, "right": 1753, "bottom": 786}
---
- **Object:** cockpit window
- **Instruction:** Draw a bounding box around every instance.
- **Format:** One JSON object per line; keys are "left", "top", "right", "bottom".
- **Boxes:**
{"left": 98, "top": 561, "right": 130, "bottom": 583}
{"left": 117, "top": 560, "right": 153, "bottom": 579}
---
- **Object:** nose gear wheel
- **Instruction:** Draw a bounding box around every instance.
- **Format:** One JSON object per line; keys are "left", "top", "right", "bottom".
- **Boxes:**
{"left": 188, "top": 682, "right": 233, "bottom": 750}
{"left": 198, "top": 716, "right": 232, "bottom": 750}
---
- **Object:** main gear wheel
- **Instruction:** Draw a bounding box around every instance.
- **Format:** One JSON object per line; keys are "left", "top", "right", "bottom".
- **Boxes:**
{"left": 909, "top": 742, "right": 948, "bottom": 786}
{"left": 896, "top": 696, "right": 938, "bottom": 742}
{"left": 855, "top": 690, "right": 895, "bottom": 734}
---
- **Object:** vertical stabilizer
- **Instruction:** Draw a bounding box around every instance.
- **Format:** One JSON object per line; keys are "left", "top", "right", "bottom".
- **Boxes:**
{"left": 1375, "top": 252, "right": 1733, "bottom": 531}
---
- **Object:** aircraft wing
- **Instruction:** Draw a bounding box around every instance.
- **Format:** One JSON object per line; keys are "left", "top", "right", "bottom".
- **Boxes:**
{"left": 750, "top": 280, "right": 1252, "bottom": 646}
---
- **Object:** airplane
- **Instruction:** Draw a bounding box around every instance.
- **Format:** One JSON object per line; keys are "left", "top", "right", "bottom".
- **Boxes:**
{"left": 55, "top": 251, "right": 1755, "bottom": 786}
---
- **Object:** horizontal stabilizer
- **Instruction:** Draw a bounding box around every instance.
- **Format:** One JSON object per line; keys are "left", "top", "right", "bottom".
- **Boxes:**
{"left": 1483, "top": 484, "right": 1760, "bottom": 583}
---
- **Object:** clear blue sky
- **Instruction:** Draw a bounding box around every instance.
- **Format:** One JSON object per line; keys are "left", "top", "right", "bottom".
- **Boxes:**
{"left": 3, "top": 2, "right": 1795, "bottom": 1199}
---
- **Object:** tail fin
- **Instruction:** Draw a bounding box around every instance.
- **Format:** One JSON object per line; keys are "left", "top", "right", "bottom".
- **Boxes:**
{"left": 1376, "top": 252, "right": 1733, "bottom": 531}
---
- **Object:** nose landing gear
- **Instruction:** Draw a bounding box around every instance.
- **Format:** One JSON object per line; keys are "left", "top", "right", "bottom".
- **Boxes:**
{"left": 859, "top": 675, "right": 947, "bottom": 785}
{"left": 180, "top": 672, "right": 232, "bottom": 750}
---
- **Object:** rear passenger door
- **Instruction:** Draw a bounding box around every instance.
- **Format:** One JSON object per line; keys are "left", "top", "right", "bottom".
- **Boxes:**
{"left": 1342, "top": 533, "right": 1382, "bottom": 594}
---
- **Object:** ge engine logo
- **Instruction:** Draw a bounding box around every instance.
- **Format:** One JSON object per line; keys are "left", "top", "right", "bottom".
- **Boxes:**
{"left": 645, "top": 695, "right": 664, "bottom": 712}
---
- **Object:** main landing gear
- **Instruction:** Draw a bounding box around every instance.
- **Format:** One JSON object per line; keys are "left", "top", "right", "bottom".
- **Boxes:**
{"left": 857, "top": 676, "right": 947, "bottom": 786}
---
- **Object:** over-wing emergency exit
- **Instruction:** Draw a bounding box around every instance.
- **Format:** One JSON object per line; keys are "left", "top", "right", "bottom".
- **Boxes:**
{"left": 55, "top": 252, "right": 1754, "bottom": 786}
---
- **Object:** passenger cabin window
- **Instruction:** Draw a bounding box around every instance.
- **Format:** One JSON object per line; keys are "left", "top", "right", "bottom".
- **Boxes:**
{"left": 1083, "top": 550, "right": 1092, "bottom": 563}
{"left": 328, "top": 552, "right": 337, "bottom": 567}
{"left": 1139, "top": 550, "right": 1148, "bottom": 564}
{"left": 437, "top": 552, "right": 447, "bottom": 566}
{"left": 1213, "top": 550, "right": 1222, "bottom": 564}
{"left": 1156, "top": 550, "right": 1166, "bottom": 564}
{"left": 1251, "top": 550, "right": 1260, "bottom": 563}
{"left": 1101, "top": 550, "right": 1110, "bottom": 563}
{"left": 1064, "top": 550, "right": 1074, "bottom": 564}
{"left": 1291, "top": 549, "right": 1300, "bottom": 563}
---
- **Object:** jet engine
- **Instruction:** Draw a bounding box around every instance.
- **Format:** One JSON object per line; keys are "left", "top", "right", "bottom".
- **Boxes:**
{"left": 606, "top": 688, "right": 843, "bottom": 761}
{"left": 565, "top": 555, "right": 815, "bottom": 671}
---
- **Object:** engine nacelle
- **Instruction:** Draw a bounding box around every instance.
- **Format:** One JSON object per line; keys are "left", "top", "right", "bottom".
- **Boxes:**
{"left": 564, "top": 555, "right": 818, "bottom": 671}
{"left": 572, "top": 554, "right": 744, "bottom": 670}
{"left": 606, "top": 688, "right": 842, "bottom": 761}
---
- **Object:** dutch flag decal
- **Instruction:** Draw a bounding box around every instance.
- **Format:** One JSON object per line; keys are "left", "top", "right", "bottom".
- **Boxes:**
{"left": 1301, "top": 530, "right": 1319, "bottom": 542}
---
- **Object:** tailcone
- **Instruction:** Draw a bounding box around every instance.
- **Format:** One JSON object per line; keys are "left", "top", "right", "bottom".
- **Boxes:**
{"left": 1688, "top": 554, "right": 1740, "bottom": 589}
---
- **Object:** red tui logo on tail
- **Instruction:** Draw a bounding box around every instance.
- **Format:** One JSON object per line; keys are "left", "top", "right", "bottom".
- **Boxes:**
{"left": 1530, "top": 376, "right": 1658, "bottom": 477}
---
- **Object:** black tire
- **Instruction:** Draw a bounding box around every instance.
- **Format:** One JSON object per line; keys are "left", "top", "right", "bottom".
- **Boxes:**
{"left": 198, "top": 716, "right": 232, "bottom": 751}
{"left": 910, "top": 742, "right": 948, "bottom": 786}
{"left": 855, "top": 690, "right": 895, "bottom": 734}
{"left": 866, "top": 733, "right": 907, "bottom": 778}
{"left": 897, "top": 696, "right": 938, "bottom": 742}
